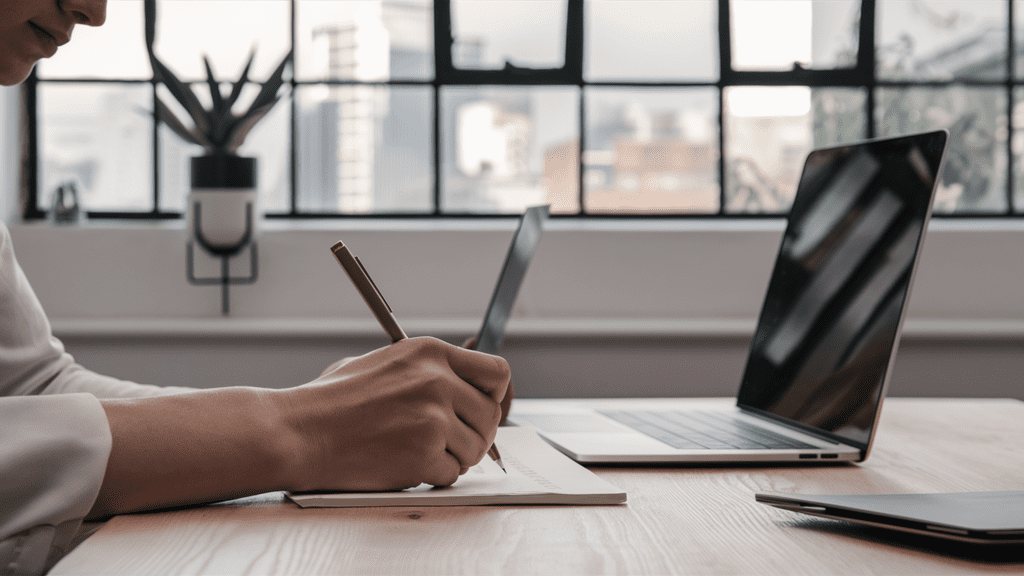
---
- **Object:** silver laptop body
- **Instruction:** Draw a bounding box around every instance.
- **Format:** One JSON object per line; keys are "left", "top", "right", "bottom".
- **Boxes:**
{"left": 509, "top": 131, "right": 949, "bottom": 464}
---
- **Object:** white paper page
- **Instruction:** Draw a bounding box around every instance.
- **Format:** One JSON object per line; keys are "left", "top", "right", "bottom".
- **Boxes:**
{"left": 287, "top": 427, "right": 626, "bottom": 507}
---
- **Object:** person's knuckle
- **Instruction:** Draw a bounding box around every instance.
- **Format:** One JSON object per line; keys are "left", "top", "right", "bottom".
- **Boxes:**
{"left": 492, "top": 355, "right": 512, "bottom": 383}
{"left": 435, "top": 466, "right": 460, "bottom": 488}
{"left": 491, "top": 399, "right": 503, "bottom": 426}
{"left": 413, "top": 403, "right": 449, "bottom": 431}
{"left": 418, "top": 336, "right": 446, "bottom": 355}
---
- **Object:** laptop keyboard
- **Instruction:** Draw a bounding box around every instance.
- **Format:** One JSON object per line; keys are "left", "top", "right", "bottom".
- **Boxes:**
{"left": 597, "top": 410, "right": 817, "bottom": 450}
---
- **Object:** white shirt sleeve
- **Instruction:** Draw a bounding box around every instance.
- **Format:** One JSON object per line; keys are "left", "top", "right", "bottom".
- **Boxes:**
{"left": 0, "top": 394, "right": 111, "bottom": 576}
{"left": 0, "top": 223, "right": 193, "bottom": 574}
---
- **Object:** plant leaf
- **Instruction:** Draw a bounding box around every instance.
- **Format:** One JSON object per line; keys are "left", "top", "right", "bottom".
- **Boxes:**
{"left": 203, "top": 55, "right": 225, "bottom": 113}
{"left": 155, "top": 96, "right": 211, "bottom": 150}
{"left": 210, "top": 112, "right": 238, "bottom": 149}
{"left": 225, "top": 100, "right": 276, "bottom": 154}
{"left": 224, "top": 48, "right": 255, "bottom": 110}
{"left": 150, "top": 54, "right": 210, "bottom": 134}
{"left": 243, "top": 50, "right": 291, "bottom": 119}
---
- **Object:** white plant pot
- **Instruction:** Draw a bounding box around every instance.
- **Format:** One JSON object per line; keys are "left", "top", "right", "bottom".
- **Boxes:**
{"left": 187, "top": 188, "right": 258, "bottom": 249}
{"left": 188, "top": 155, "right": 258, "bottom": 252}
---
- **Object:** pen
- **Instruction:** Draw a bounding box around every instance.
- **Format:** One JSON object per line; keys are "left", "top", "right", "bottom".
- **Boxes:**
{"left": 331, "top": 241, "right": 406, "bottom": 342}
{"left": 330, "top": 241, "right": 506, "bottom": 473}
{"left": 487, "top": 444, "right": 505, "bottom": 472}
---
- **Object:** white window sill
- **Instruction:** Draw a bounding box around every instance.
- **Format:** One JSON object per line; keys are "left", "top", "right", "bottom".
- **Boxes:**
{"left": 48, "top": 316, "right": 1024, "bottom": 341}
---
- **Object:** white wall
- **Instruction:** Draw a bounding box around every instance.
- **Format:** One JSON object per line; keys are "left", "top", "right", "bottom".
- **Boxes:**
{"left": 7, "top": 219, "right": 1024, "bottom": 400}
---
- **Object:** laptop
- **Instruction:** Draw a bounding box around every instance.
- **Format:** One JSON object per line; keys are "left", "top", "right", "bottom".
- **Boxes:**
{"left": 508, "top": 130, "right": 949, "bottom": 464}
{"left": 474, "top": 204, "right": 549, "bottom": 354}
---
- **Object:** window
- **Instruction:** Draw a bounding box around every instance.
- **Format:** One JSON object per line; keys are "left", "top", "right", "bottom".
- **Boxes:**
{"left": 24, "top": 0, "right": 1024, "bottom": 219}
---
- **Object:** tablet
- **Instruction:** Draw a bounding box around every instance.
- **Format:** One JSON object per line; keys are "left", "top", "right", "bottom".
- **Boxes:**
{"left": 757, "top": 490, "right": 1024, "bottom": 544}
{"left": 474, "top": 205, "right": 549, "bottom": 355}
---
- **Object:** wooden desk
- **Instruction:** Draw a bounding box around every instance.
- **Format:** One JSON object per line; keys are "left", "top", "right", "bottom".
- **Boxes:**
{"left": 52, "top": 398, "right": 1024, "bottom": 575}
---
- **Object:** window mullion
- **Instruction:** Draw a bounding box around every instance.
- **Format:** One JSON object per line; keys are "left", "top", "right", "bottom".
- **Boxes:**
{"left": 718, "top": 0, "right": 730, "bottom": 215}
{"left": 1007, "top": 0, "right": 1016, "bottom": 214}
{"left": 151, "top": 80, "right": 160, "bottom": 213}
{"left": 24, "top": 72, "right": 44, "bottom": 220}
{"left": 289, "top": 0, "right": 298, "bottom": 216}
{"left": 861, "top": 0, "right": 877, "bottom": 140}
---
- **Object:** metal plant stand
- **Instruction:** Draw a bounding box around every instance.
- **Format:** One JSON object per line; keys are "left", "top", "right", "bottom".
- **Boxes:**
{"left": 186, "top": 201, "right": 258, "bottom": 315}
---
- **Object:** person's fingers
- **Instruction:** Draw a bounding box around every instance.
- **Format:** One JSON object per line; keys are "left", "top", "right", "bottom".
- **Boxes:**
{"left": 450, "top": 380, "right": 502, "bottom": 441}
{"left": 461, "top": 337, "right": 511, "bottom": 425}
{"left": 444, "top": 417, "right": 489, "bottom": 471}
{"left": 499, "top": 378, "right": 514, "bottom": 425}
{"left": 444, "top": 343, "right": 510, "bottom": 402}
{"left": 422, "top": 449, "right": 462, "bottom": 488}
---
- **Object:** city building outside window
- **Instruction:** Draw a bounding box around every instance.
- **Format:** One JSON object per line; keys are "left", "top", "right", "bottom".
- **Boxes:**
{"left": 24, "top": 0, "right": 1024, "bottom": 220}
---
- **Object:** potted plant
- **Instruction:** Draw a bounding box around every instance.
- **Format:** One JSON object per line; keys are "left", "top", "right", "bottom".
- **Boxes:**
{"left": 144, "top": 0, "right": 290, "bottom": 251}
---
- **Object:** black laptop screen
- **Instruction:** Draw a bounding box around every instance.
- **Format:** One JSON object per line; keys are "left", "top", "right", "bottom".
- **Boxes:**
{"left": 737, "top": 131, "right": 947, "bottom": 449}
{"left": 475, "top": 205, "right": 549, "bottom": 355}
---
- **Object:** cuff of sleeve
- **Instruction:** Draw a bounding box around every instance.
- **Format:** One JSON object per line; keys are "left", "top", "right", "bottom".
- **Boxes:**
{"left": 0, "top": 394, "right": 113, "bottom": 572}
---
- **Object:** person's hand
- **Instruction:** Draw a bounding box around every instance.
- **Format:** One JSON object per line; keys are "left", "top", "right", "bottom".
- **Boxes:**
{"left": 462, "top": 337, "right": 514, "bottom": 425}
{"left": 318, "top": 355, "right": 355, "bottom": 377}
{"left": 283, "top": 336, "right": 511, "bottom": 492}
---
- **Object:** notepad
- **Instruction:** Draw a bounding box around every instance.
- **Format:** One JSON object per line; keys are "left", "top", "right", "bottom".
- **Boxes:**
{"left": 286, "top": 427, "right": 627, "bottom": 508}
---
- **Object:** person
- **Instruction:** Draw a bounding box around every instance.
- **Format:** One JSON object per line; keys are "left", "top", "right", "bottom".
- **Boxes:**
{"left": 0, "top": 1, "right": 512, "bottom": 574}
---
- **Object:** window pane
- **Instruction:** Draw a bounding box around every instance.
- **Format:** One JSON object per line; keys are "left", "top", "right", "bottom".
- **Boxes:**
{"left": 452, "top": 0, "right": 566, "bottom": 70}
{"left": 296, "top": 0, "right": 433, "bottom": 81}
{"left": 153, "top": 0, "right": 291, "bottom": 82}
{"left": 158, "top": 83, "right": 292, "bottom": 214}
{"left": 811, "top": 88, "right": 867, "bottom": 148}
{"left": 724, "top": 87, "right": 866, "bottom": 214}
{"left": 297, "top": 85, "right": 432, "bottom": 213}
{"left": 877, "top": 0, "right": 1007, "bottom": 80}
{"left": 442, "top": 87, "right": 578, "bottom": 214}
{"left": 878, "top": 87, "right": 1007, "bottom": 214}
{"left": 38, "top": 0, "right": 149, "bottom": 79}
{"left": 1017, "top": 1, "right": 1024, "bottom": 79}
{"left": 731, "top": 0, "right": 860, "bottom": 71}
{"left": 38, "top": 84, "right": 153, "bottom": 212}
{"left": 585, "top": 0, "right": 717, "bottom": 81}
{"left": 584, "top": 88, "right": 719, "bottom": 214}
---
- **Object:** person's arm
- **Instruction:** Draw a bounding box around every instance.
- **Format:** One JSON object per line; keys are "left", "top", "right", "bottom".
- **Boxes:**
{"left": 90, "top": 336, "right": 510, "bottom": 518}
{"left": 0, "top": 224, "right": 193, "bottom": 401}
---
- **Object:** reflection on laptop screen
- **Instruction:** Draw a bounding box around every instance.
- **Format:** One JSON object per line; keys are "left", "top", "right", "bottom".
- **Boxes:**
{"left": 737, "top": 131, "right": 947, "bottom": 448}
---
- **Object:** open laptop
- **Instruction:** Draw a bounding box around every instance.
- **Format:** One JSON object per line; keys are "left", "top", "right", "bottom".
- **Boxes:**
{"left": 508, "top": 131, "right": 949, "bottom": 464}
{"left": 473, "top": 204, "right": 549, "bottom": 354}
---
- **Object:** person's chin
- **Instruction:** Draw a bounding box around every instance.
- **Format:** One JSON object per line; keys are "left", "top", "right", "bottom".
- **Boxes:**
{"left": 0, "top": 60, "right": 38, "bottom": 86}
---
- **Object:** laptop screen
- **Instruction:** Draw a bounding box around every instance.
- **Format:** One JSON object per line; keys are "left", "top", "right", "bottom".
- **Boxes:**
{"left": 475, "top": 204, "right": 549, "bottom": 355}
{"left": 737, "top": 131, "right": 948, "bottom": 449}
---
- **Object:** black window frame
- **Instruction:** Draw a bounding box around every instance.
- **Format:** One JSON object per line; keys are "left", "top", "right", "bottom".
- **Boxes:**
{"left": 22, "top": 0, "right": 1022, "bottom": 220}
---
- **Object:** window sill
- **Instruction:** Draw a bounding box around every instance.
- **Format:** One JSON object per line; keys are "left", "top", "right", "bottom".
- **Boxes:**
{"left": 12, "top": 215, "right": 1024, "bottom": 234}
{"left": 48, "top": 316, "right": 1024, "bottom": 341}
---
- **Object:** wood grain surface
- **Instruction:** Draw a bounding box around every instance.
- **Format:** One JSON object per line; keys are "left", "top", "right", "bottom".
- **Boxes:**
{"left": 52, "top": 399, "right": 1024, "bottom": 575}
